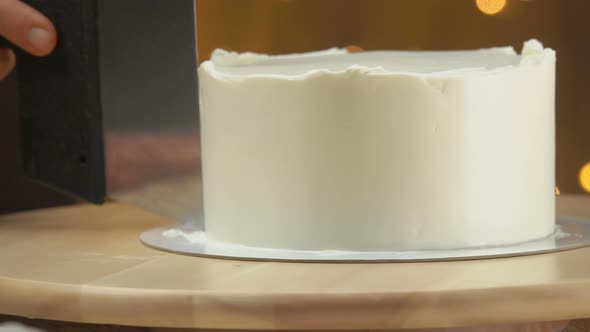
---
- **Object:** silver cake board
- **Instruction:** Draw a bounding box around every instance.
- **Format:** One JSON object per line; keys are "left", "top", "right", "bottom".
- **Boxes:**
{"left": 140, "top": 216, "right": 590, "bottom": 262}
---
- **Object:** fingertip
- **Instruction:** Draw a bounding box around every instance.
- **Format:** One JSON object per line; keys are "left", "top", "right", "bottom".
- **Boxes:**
{"left": 25, "top": 5, "right": 58, "bottom": 56}
{"left": 27, "top": 24, "right": 57, "bottom": 56}
{"left": 0, "top": 49, "right": 16, "bottom": 80}
{"left": 0, "top": 0, "right": 58, "bottom": 57}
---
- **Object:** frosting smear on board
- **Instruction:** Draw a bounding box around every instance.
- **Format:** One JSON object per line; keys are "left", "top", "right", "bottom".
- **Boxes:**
{"left": 198, "top": 39, "right": 556, "bottom": 251}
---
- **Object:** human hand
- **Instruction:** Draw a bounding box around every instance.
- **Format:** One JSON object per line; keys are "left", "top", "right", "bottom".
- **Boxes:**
{"left": 0, "top": 0, "right": 57, "bottom": 80}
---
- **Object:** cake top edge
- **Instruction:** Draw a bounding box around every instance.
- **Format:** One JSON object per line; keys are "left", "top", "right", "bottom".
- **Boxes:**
{"left": 200, "top": 39, "right": 555, "bottom": 79}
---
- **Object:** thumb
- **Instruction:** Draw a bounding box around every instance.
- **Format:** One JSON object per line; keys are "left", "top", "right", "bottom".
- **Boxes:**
{"left": 0, "top": 0, "right": 57, "bottom": 56}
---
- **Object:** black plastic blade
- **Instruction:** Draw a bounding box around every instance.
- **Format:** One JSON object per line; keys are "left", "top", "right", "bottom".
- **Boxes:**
{"left": 16, "top": 0, "right": 106, "bottom": 203}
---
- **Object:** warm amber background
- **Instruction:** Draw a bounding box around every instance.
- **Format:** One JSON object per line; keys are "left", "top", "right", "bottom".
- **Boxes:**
{"left": 0, "top": 0, "right": 588, "bottom": 213}
{"left": 196, "top": 0, "right": 590, "bottom": 195}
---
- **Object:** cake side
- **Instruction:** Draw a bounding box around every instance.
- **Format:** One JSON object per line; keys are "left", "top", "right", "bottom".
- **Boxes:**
{"left": 198, "top": 40, "right": 556, "bottom": 251}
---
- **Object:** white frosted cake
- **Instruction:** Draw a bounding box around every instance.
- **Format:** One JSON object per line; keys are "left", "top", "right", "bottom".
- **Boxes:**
{"left": 197, "top": 39, "right": 556, "bottom": 251}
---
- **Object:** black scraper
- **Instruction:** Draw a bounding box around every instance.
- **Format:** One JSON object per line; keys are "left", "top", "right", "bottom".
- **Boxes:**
{"left": 0, "top": 0, "right": 201, "bottom": 208}
{"left": 0, "top": 0, "right": 105, "bottom": 203}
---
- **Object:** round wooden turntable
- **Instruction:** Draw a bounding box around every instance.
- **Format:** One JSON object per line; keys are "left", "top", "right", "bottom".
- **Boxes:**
{"left": 0, "top": 195, "right": 589, "bottom": 331}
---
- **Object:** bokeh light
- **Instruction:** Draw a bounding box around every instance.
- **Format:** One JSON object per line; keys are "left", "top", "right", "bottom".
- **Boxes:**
{"left": 475, "top": 0, "right": 507, "bottom": 15}
{"left": 579, "top": 162, "right": 590, "bottom": 193}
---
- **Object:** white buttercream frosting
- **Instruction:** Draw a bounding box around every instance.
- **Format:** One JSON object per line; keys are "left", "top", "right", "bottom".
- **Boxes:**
{"left": 202, "top": 39, "right": 554, "bottom": 80}
{"left": 197, "top": 39, "right": 556, "bottom": 251}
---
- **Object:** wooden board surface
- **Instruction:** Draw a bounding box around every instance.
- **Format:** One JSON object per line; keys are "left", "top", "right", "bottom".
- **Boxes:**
{"left": 0, "top": 195, "right": 589, "bottom": 330}
{"left": 0, "top": 313, "right": 587, "bottom": 332}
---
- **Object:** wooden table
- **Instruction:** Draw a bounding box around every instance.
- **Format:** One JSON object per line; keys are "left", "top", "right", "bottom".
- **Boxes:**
{"left": 1, "top": 195, "right": 590, "bottom": 331}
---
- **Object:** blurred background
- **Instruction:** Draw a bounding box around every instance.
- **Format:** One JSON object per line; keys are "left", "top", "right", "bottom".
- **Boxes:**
{"left": 0, "top": 0, "right": 589, "bottom": 213}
